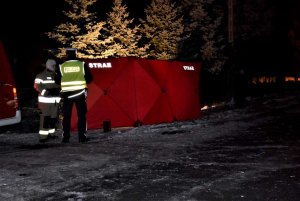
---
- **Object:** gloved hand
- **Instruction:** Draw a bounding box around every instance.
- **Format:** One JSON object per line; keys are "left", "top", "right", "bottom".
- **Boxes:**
{"left": 41, "top": 89, "right": 49, "bottom": 96}
{"left": 84, "top": 89, "right": 88, "bottom": 98}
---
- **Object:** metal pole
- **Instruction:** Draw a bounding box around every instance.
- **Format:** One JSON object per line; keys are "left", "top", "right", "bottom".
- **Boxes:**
{"left": 228, "top": 0, "right": 234, "bottom": 44}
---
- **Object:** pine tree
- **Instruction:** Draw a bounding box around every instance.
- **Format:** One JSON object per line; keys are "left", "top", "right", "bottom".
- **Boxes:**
{"left": 46, "top": 0, "right": 98, "bottom": 58}
{"left": 105, "top": 0, "right": 149, "bottom": 58}
{"left": 180, "top": 0, "right": 226, "bottom": 74}
{"left": 140, "top": 0, "right": 184, "bottom": 60}
{"left": 72, "top": 22, "right": 118, "bottom": 59}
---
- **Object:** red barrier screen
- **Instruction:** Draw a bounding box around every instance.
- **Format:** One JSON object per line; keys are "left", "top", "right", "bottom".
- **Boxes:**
{"left": 71, "top": 57, "right": 201, "bottom": 130}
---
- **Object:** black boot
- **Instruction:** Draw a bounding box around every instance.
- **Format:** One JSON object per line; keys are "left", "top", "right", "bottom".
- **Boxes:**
{"left": 39, "top": 137, "right": 48, "bottom": 143}
{"left": 79, "top": 134, "right": 89, "bottom": 143}
{"left": 61, "top": 137, "right": 70, "bottom": 143}
{"left": 61, "top": 133, "right": 70, "bottom": 143}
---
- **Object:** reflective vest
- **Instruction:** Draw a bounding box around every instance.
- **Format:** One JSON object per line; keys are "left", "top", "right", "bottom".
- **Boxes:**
{"left": 60, "top": 60, "right": 87, "bottom": 92}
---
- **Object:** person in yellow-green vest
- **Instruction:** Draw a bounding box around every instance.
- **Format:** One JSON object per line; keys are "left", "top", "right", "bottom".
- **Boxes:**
{"left": 58, "top": 48, "right": 93, "bottom": 143}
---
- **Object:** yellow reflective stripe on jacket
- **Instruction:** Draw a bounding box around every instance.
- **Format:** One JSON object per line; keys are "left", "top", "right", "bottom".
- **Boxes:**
{"left": 61, "top": 81, "right": 87, "bottom": 86}
{"left": 61, "top": 81, "right": 87, "bottom": 92}
{"left": 34, "top": 78, "right": 55, "bottom": 84}
{"left": 38, "top": 96, "right": 61, "bottom": 103}
{"left": 41, "top": 80, "right": 55, "bottom": 84}
{"left": 39, "top": 130, "right": 49, "bottom": 135}
{"left": 61, "top": 85, "right": 86, "bottom": 91}
{"left": 34, "top": 78, "right": 43, "bottom": 83}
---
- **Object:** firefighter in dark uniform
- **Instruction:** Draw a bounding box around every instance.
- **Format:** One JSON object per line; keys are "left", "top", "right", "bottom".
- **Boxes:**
{"left": 34, "top": 59, "right": 61, "bottom": 142}
{"left": 59, "top": 48, "right": 93, "bottom": 143}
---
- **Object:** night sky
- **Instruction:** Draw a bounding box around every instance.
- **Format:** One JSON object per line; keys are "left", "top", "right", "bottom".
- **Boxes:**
{"left": 0, "top": 1, "right": 63, "bottom": 57}
{"left": 0, "top": 0, "right": 148, "bottom": 87}
{"left": 0, "top": 0, "right": 148, "bottom": 56}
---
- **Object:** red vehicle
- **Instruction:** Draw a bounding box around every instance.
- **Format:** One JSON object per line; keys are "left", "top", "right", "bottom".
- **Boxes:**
{"left": 0, "top": 40, "right": 21, "bottom": 127}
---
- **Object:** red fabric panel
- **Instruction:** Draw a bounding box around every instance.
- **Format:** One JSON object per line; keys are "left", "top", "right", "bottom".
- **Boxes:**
{"left": 106, "top": 61, "right": 137, "bottom": 121}
{"left": 71, "top": 58, "right": 138, "bottom": 130}
{"left": 131, "top": 59, "right": 162, "bottom": 123}
{"left": 166, "top": 61, "right": 201, "bottom": 120}
{"left": 142, "top": 92, "right": 174, "bottom": 124}
{"left": 87, "top": 95, "right": 135, "bottom": 129}
{"left": 86, "top": 58, "right": 125, "bottom": 88}
{"left": 71, "top": 57, "right": 201, "bottom": 131}
{"left": 138, "top": 59, "right": 169, "bottom": 88}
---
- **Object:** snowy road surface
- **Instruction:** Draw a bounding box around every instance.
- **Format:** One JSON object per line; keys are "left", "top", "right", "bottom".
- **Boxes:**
{"left": 0, "top": 91, "right": 300, "bottom": 200}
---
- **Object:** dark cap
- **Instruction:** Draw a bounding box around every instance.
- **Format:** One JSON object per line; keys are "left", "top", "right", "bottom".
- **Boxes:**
{"left": 65, "top": 48, "right": 77, "bottom": 60}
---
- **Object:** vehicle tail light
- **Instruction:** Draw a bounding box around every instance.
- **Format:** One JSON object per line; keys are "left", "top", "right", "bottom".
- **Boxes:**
{"left": 7, "top": 87, "right": 19, "bottom": 108}
{"left": 13, "top": 87, "right": 17, "bottom": 98}
{"left": 13, "top": 87, "right": 18, "bottom": 108}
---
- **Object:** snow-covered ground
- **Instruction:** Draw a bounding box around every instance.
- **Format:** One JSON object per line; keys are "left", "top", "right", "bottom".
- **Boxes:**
{"left": 0, "top": 91, "right": 300, "bottom": 200}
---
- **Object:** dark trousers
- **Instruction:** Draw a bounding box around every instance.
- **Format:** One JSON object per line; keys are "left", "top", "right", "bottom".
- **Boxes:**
{"left": 62, "top": 91, "right": 87, "bottom": 138}
{"left": 38, "top": 102, "right": 59, "bottom": 140}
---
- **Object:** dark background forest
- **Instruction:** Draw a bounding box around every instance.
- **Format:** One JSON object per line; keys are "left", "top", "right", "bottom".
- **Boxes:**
{"left": 0, "top": 0, "right": 299, "bottom": 107}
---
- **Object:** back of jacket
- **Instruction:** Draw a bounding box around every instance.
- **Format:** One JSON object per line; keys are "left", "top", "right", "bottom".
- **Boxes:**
{"left": 34, "top": 69, "right": 60, "bottom": 97}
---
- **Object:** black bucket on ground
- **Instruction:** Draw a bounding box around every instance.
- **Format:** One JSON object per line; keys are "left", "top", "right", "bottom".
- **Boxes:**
{"left": 103, "top": 120, "right": 111, "bottom": 132}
